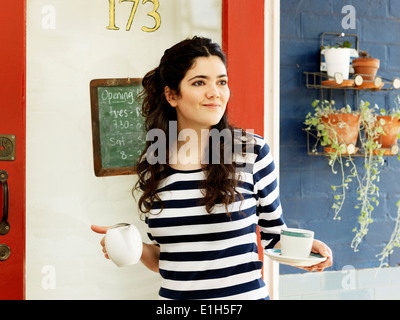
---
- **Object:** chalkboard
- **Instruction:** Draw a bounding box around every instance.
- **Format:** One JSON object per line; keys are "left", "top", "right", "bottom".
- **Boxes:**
{"left": 90, "top": 78, "right": 146, "bottom": 177}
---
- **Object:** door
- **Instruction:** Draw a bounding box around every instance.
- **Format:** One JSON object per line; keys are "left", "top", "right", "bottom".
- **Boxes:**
{"left": 0, "top": 1, "right": 26, "bottom": 300}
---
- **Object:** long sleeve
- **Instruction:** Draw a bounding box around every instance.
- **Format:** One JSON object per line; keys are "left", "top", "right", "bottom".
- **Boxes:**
{"left": 253, "top": 138, "right": 286, "bottom": 249}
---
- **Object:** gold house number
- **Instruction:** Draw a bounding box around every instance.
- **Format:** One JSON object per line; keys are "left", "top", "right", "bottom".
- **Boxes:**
{"left": 107, "top": 0, "right": 161, "bottom": 32}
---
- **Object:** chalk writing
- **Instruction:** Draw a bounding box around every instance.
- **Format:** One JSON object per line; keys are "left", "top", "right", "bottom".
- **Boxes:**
{"left": 97, "top": 85, "right": 145, "bottom": 169}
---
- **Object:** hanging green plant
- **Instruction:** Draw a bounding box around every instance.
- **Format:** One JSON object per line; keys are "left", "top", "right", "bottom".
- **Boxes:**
{"left": 376, "top": 95, "right": 400, "bottom": 266}
{"left": 305, "top": 100, "right": 386, "bottom": 252}
{"left": 377, "top": 201, "right": 400, "bottom": 268}
{"left": 305, "top": 99, "right": 361, "bottom": 220}
{"left": 351, "top": 101, "right": 385, "bottom": 251}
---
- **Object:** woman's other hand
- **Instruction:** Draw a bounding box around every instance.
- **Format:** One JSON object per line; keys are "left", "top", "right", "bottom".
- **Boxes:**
{"left": 299, "top": 239, "right": 333, "bottom": 272}
{"left": 91, "top": 225, "right": 111, "bottom": 259}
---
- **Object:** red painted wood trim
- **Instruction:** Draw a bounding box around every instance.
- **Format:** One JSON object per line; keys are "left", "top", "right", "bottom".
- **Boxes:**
{"left": 222, "top": 0, "right": 265, "bottom": 136}
{"left": 0, "top": 0, "right": 26, "bottom": 300}
{"left": 222, "top": 0, "right": 265, "bottom": 274}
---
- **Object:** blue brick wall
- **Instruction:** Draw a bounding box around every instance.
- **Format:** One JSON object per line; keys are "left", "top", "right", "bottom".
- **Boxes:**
{"left": 280, "top": 0, "right": 400, "bottom": 274}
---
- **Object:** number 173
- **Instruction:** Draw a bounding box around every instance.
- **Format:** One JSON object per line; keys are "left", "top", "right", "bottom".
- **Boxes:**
{"left": 107, "top": 0, "right": 161, "bottom": 32}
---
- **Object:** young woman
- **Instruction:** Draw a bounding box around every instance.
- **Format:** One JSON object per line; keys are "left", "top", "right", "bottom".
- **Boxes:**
{"left": 92, "top": 37, "right": 332, "bottom": 300}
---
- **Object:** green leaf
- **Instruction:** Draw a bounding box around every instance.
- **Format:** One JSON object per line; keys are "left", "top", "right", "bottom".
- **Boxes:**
{"left": 342, "top": 41, "right": 352, "bottom": 48}
{"left": 313, "top": 119, "right": 320, "bottom": 127}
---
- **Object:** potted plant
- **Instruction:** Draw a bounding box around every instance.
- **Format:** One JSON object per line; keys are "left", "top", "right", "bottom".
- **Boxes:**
{"left": 305, "top": 100, "right": 361, "bottom": 153}
{"left": 304, "top": 100, "right": 386, "bottom": 251}
{"left": 305, "top": 99, "right": 361, "bottom": 220}
{"left": 374, "top": 98, "right": 400, "bottom": 155}
{"left": 352, "top": 50, "right": 380, "bottom": 82}
{"left": 321, "top": 41, "right": 358, "bottom": 80}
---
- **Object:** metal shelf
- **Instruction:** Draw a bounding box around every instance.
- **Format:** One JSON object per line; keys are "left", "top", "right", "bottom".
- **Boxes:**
{"left": 304, "top": 72, "right": 400, "bottom": 92}
{"left": 304, "top": 129, "right": 399, "bottom": 158}
{"left": 303, "top": 32, "right": 400, "bottom": 158}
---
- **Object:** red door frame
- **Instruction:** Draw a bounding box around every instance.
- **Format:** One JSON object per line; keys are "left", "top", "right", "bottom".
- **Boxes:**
{"left": 0, "top": 1, "right": 26, "bottom": 300}
{"left": 222, "top": 0, "right": 265, "bottom": 268}
{"left": 222, "top": 0, "right": 265, "bottom": 136}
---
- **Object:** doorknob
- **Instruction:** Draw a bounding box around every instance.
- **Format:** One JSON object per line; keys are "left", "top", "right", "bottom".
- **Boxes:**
{"left": 0, "top": 170, "right": 10, "bottom": 235}
{"left": 0, "top": 244, "right": 10, "bottom": 261}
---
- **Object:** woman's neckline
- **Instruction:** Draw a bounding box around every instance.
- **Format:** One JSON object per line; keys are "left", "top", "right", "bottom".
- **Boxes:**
{"left": 167, "top": 166, "right": 203, "bottom": 173}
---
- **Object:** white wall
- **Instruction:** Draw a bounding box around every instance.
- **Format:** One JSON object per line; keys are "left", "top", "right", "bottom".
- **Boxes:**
{"left": 263, "top": 0, "right": 281, "bottom": 299}
{"left": 279, "top": 266, "right": 400, "bottom": 300}
{"left": 26, "top": 0, "right": 221, "bottom": 299}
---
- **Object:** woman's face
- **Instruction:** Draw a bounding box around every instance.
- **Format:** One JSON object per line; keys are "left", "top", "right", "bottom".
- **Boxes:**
{"left": 165, "top": 55, "right": 230, "bottom": 131}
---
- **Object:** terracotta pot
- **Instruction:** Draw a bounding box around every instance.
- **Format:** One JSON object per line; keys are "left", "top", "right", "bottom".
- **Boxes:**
{"left": 375, "top": 115, "right": 400, "bottom": 148}
{"left": 352, "top": 58, "right": 380, "bottom": 81}
{"left": 321, "top": 113, "right": 361, "bottom": 148}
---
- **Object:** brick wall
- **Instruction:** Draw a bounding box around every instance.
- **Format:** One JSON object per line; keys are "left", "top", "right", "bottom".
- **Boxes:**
{"left": 280, "top": 0, "right": 400, "bottom": 275}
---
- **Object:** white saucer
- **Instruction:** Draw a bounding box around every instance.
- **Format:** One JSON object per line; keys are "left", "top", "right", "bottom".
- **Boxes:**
{"left": 264, "top": 249, "right": 327, "bottom": 267}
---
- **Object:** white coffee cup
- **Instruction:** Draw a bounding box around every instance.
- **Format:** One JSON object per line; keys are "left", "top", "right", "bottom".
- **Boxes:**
{"left": 280, "top": 228, "right": 314, "bottom": 258}
{"left": 105, "top": 223, "right": 143, "bottom": 267}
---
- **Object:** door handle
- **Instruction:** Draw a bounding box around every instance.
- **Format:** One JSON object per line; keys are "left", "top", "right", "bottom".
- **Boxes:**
{"left": 0, "top": 170, "right": 10, "bottom": 235}
{"left": 0, "top": 244, "right": 11, "bottom": 261}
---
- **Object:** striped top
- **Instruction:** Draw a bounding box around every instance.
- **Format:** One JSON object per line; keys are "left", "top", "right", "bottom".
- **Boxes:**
{"left": 144, "top": 134, "right": 285, "bottom": 300}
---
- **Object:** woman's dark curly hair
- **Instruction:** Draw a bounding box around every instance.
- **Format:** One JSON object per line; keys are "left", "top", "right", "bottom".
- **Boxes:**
{"left": 134, "top": 36, "right": 249, "bottom": 217}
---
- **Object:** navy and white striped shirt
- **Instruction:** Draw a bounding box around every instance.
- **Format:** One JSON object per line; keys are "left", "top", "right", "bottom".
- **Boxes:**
{"left": 144, "top": 134, "right": 285, "bottom": 300}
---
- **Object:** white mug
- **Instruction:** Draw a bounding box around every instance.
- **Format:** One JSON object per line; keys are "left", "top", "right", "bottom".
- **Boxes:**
{"left": 105, "top": 223, "right": 143, "bottom": 267}
{"left": 280, "top": 228, "right": 314, "bottom": 258}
